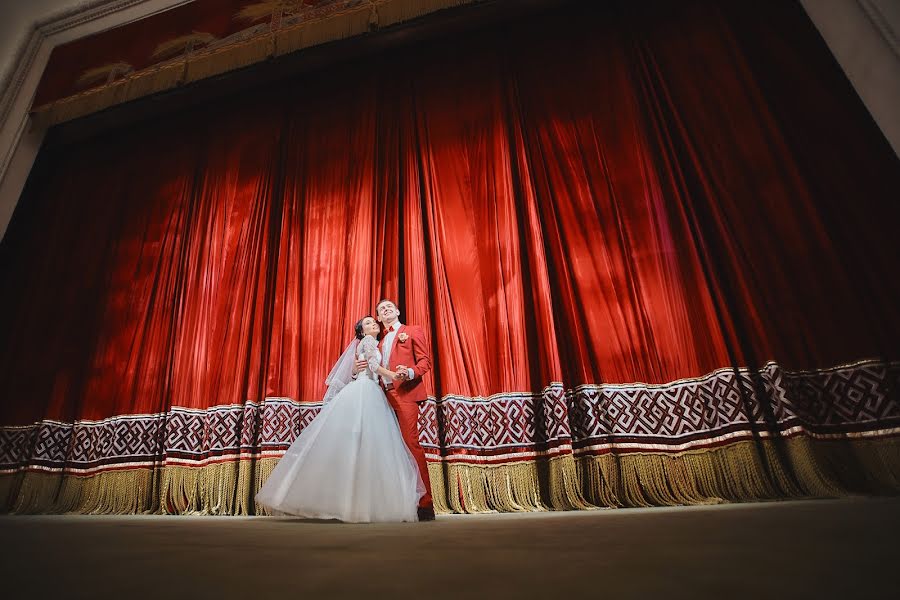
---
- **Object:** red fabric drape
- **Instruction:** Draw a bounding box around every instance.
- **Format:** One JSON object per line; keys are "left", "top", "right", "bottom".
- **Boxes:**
{"left": 1, "top": 0, "right": 898, "bottom": 480}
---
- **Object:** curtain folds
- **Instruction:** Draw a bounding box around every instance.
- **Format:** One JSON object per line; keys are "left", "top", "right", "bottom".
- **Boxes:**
{"left": 1, "top": 0, "right": 898, "bottom": 514}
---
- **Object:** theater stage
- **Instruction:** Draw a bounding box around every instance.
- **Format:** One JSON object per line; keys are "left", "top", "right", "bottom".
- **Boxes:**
{"left": 1, "top": 497, "right": 897, "bottom": 599}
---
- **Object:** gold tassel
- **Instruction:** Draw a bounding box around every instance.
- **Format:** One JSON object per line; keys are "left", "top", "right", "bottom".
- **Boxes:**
{"left": 790, "top": 435, "right": 900, "bottom": 494}
{"left": 253, "top": 457, "right": 280, "bottom": 516}
{"left": 185, "top": 37, "right": 275, "bottom": 84}
{"left": 10, "top": 471, "right": 64, "bottom": 514}
{"left": 856, "top": 436, "right": 900, "bottom": 490}
{"left": 0, "top": 472, "right": 24, "bottom": 513}
{"left": 372, "top": 0, "right": 472, "bottom": 28}
{"left": 547, "top": 454, "right": 595, "bottom": 510}
{"left": 577, "top": 453, "right": 622, "bottom": 507}
{"left": 125, "top": 61, "right": 187, "bottom": 102}
{"left": 3, "top": 434, "right": 899, "bottom": 515}
{"left": 31, "top": 78, "right": 131, "bottom": 128}
{"left": 782, "top": 436, "right": 847, "bottom": 497}
{"left": 436, "top": 455, "right": 594, "bottom": 514}
{"left": 426, "top": 462, "right": 451, "bottom": 513}
{"left": 274, "top": 6, "right": 372, "bottom": 57}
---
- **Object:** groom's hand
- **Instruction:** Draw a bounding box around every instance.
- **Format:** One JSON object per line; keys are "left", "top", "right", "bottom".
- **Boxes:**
{"left": 352, "top": 359, "right": 367, "bottom": 375}
{"left": 393, "top": 366, "right": 409, "bottom": 381}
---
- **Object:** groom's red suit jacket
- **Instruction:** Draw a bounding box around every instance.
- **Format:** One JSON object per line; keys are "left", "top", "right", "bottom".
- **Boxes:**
{"left": 381, "top": 324, "right": 431, "bottom": 403}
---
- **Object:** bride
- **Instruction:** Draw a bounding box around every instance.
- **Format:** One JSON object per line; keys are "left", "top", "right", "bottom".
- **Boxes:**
{"left": 255, "top": 316, "right": 425, "bottom": 522}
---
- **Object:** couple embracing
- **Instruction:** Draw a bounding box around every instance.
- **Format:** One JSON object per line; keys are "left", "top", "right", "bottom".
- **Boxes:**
{"left": 256, "top": 299, "right": 435, "bottom": 522}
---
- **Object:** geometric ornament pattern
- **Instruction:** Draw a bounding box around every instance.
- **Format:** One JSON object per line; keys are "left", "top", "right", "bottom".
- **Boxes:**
{"left": 1, "top": 359, "right": 898, "bottom": 473}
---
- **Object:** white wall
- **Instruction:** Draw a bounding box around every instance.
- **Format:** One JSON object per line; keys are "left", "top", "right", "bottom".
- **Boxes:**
{"left": 0, "top": 0, "right": 82, "bottom": 87}
{"left": 800, "top": 0, "right": 900, "bottom": 157}
{"left": 0, "top": 0, "right": 188, "bottom": 242}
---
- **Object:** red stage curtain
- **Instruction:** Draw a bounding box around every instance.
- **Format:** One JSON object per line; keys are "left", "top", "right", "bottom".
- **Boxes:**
{"left": 1, "top": 0, "right": 898, "bottom": 514}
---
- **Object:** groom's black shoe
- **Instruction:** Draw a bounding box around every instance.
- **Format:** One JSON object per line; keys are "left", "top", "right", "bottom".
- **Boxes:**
{"left": 417, "top": 506, "right": 436, "bottom": 521}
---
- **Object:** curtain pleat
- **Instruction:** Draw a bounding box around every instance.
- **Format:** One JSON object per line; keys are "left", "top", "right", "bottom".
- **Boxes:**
{"left": 1, "top": 0, "right": 898, "bottom": 514}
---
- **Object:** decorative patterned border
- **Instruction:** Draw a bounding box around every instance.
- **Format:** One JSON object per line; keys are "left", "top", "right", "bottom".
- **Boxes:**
{"left": 0, "top": 399, "right": 324, "bottom": 474}
{"left": 1, "top": 359, "right": 898, "bottom": 474}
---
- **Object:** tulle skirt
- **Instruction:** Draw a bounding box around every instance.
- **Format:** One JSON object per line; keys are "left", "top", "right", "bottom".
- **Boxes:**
{"left": 255, "top": 376, "right": 425, "bottom": 523}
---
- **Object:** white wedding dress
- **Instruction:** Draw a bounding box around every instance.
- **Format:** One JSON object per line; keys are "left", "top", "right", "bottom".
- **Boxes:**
{"left": 255, "top": 335, "right": 425, "bottom": 522}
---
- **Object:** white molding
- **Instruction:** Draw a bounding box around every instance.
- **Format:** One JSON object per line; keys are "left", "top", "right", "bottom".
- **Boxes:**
{"left": 800, "top": 0, "right": 900, "bottom": 158}
{"left": 0, "top": 0, "right": 192, "bottom": 241}
{"left": 0, "top": 0, "right": 158, "bottom": 141}
{"left": 857, "top": 0, "right": 900, "bottom": 61}
{"left": 0, "top": 30, "right": 43, "bottom": 138}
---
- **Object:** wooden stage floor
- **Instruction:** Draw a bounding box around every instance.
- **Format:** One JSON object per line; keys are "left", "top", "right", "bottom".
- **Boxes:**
{"left": 1, "top": 496, "right": 897, "bottom": 599}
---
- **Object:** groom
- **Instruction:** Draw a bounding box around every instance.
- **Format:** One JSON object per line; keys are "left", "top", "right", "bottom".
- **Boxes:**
{"left": 354, "top": 298, "right": 435, "bottom": 521}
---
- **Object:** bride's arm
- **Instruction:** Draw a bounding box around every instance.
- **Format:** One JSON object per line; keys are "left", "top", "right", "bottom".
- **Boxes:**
{"left": 362, "top": 336, "right": 396, "bottom": 379}
{"left": 374, "top": 365, "right": 398, "bottom": 379}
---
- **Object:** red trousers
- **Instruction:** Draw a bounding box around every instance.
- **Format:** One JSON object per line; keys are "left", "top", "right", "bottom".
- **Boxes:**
{"left": 385, "top": 389, "right": 433, "bottom": 509}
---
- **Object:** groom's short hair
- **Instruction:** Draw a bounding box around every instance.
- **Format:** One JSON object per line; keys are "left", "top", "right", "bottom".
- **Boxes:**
{"left": 376, "top": 298, "right": 397, "bottom": 312}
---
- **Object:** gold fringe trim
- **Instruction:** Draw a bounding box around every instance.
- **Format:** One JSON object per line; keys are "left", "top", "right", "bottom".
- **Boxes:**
{"left": 2, "top": 435, "right": 899, "bottom": 515}
{"left": 7, "top": 468, "right": 159, "bottom": 515}
{"left": 429, "top": 435, "right": 900, "bottom": 514}
{"left": 274, "top": 4, "right": 372, "bottom": 58}
{"left": 373, "top": 0, "right": 472, "bottom": 26}
{"left": 428, "top": 453, "right": 596, "bottom": 514}
{"left": 31, "top": 0, "right": 479, "bottom": 128}
{"left": 184, "top": 36, "right": 275, "bottom": 84}
{"left": 252, "top": 457, "right": 280, "bottom": 516}
{"left": 125, "top": 61, "right": 187, "bottom": 101}
{"left": 0, "top": 471, "right": 23, "bottom": 511}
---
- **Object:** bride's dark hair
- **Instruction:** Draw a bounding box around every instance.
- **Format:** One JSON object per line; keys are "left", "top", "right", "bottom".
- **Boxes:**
{"left": 354, "top": 316, "right": 377, "bottom": 340}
